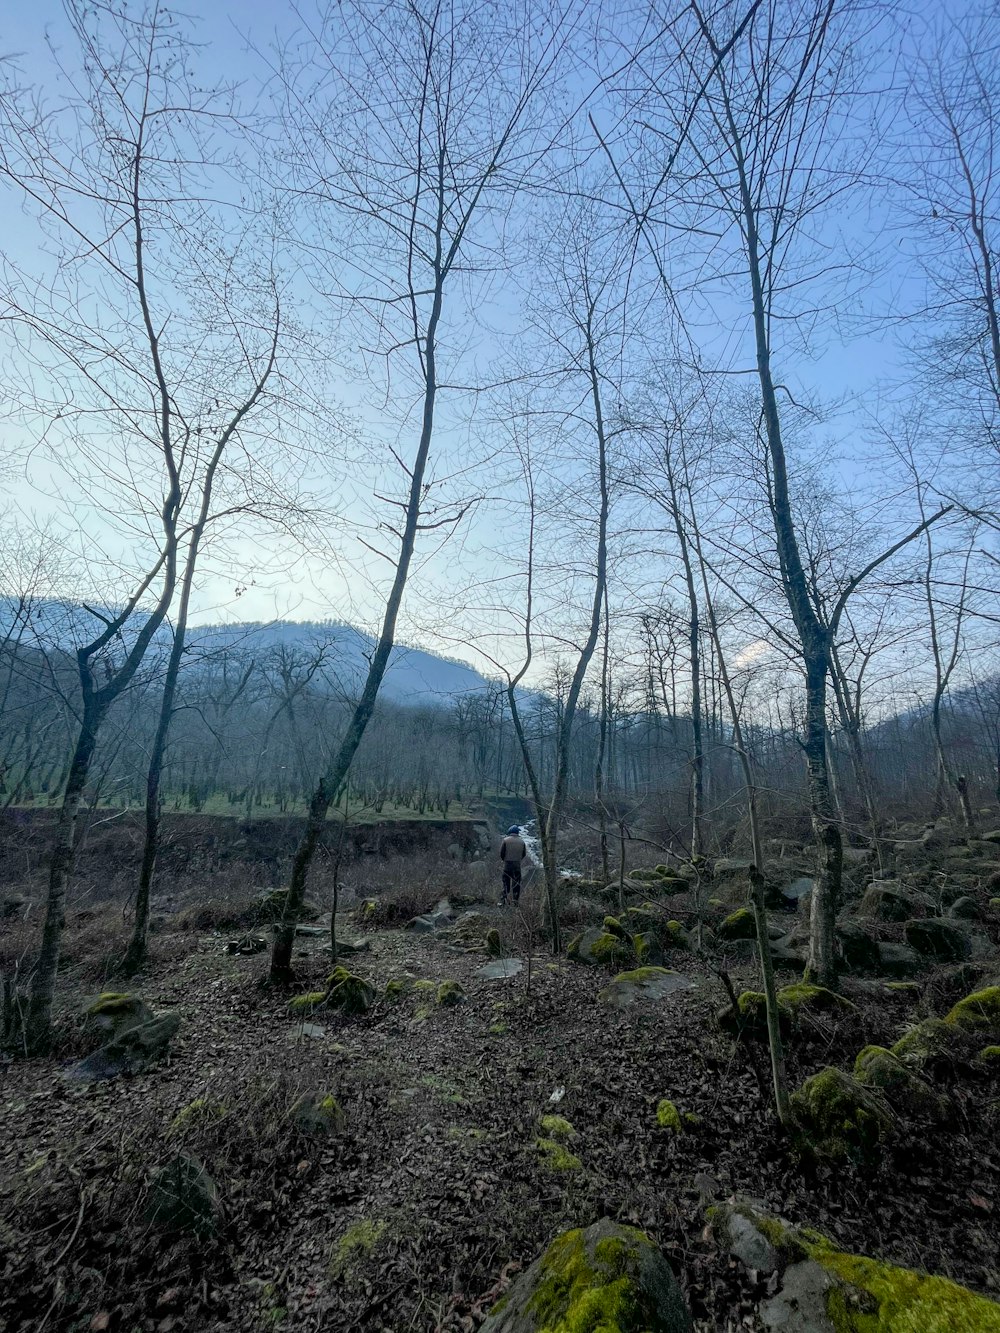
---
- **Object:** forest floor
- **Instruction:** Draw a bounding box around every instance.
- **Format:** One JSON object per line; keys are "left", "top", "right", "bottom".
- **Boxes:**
{"left": 2, "top": 864, "right": 1000, "bottom": 1332}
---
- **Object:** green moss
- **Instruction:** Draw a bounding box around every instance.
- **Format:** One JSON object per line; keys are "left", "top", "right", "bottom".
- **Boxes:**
{"left": 612, "top": 966, "right": 669, "bottom": 984}
{"left": 330, "top": 1218, "right": 387, "bottom": 1278}
{"left": 412, "top": 979, "right": 437, "bottom": 993}
{"left": 325, "top": 966, "right": 376, "bottom": 1015}
{"left": 86, "top": 992, "right": 142, "bottom": 1016}
{"left": 990, "top": 898, "right": 1000, "bottom": 910}
{"left": 289, "top": 991, "right": 328, "bottom": 1014}
{"left": 436, "top": 980, "right": 465, "bottom": 1007}
{"left": 977, "top": 1045, "right": 1000, "bottom": 1065}
{"left": 778, "top": 982, "right": 856, "bottom": 1014}
{"left": 361, "top": 899, "right": 378, "bottom": 921}
{"left": 384, "top": 979, "right": 407, "bottom": 1002}
{"left": 535, "top": 1137, "right": 582, "bottom": 1172}
{"left": 603, "top": 915, "right": 627, "bottom": 938}
{"left": 590, "top": 932, "right": 633, "bottom": 967}
{"left": 169, "top": 1097, "right": 226, "bottom": 1135}
{"left": 539, "top": 1114, "right": 577, "bottom": 1141}
{"left": 489, "top": 1021, "right": 508, "bottom": 1035}
{"left": 944, "top": 986, "right": 1000, "bottom": 1034}
{"left": 717, "top": 907, "right": 756, "bottom": 941}
{"left": 854, "top": 1046, "right": 946, "bottom": 1120}
{"left": 815, "top": 1243, "right": 1000, "bottom": 1331}
{"left": 656, "top": 1099, "right": 682, "bottom": 1131}
{"left": 884, "top": 982, "right": 921, "bottom": 995}
{"left": 789, "top": 1066, "right": 892, "bottom": 1163}
{"left": 666, "top": 921, "right": 687, "bottom": 947}
{"left": 525, "top": 1225, "right": 662, "bottom": 1331}
{"left": 291, "top": 1092, "right": 346, "bottom": 1137}
{"left": 485, "top": 928, "right": 502, "bottom": 957}
{"left": 891, "top": 1019, "right": 965, "bottom": 1068}
{"left": 632, "top": 931, "right": 654, "bottom": 963}
{"left": 683, "top": 1112, "right": 702, "bottom": 1128}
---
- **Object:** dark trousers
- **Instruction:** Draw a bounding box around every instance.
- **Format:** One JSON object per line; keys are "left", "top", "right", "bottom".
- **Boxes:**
{"left": 501, "top": 860, "right": 522, "bottom": 904}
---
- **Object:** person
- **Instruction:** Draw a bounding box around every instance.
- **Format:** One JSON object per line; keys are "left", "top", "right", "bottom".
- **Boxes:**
{"left": 498, "top": 825, "right": 528, "bottom": 906}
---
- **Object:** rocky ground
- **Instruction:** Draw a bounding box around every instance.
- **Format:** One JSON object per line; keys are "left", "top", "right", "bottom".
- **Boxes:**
{"left": 2, "top": 826, "right": 1000, "bottom": 1331}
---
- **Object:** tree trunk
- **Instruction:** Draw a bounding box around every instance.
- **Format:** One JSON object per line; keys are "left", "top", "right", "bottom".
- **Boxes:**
{"left": 24, "top": 695, "right": 104, "bottom": 1052}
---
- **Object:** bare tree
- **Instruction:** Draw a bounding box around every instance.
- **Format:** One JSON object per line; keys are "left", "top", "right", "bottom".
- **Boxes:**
{"left": 267, "top": 0, "right": 574, "bottom": 982}
{"left": 0, "top": 2, "right": 286, "bottom": 1049}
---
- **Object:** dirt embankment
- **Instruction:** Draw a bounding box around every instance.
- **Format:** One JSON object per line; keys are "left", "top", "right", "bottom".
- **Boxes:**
{"left": 0, "top": 808, "right": 492, "bottom": 906}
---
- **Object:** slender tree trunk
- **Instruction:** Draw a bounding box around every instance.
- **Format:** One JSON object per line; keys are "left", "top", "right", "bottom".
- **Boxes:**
{"left": 24, "top": 694, "right": 105, "bottom": 1050}
{"left": 595, "top": 585, "right": 611, "bottom": 883}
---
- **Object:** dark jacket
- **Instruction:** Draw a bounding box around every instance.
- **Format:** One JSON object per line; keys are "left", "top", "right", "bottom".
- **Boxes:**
{"left": 499, "top": 835, "right": 527, "bottom": 864}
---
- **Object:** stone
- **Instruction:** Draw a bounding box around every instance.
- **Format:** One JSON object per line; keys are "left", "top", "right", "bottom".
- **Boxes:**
{"left": 290, "top": 1092, "right": 346, "bottom": 1138}
{"left": 326, "top": 936, "right": 371, "bottom": 955}
{"left": 836, "top": 921, "right": 880, "bottom": 972}
{"left": 406, "top": 898, "right": 456, "bottom": 933}
{"left": 598, "top": 967, "right": 694, "bottom": 1009}
{"left": 83, "top": 992, "right": 154, "bottom": 1040}
{"left": 853, "top": 1046, "right": 949, "bottom": 1122}
{"left": 325, "top": 966, "right": 376, "bottom": 1015}
{"left": 877, "top": 942, "right": 923, "bottom": 978}
{"left": 717, "top": 1201, "right": 1000, "bottom": 1333}
{"left": 225, "top": 933, "right": 268, "bottom": 955}
{"left": 567, "top": 926, "right": 634, "bottom": 968}
{"left": 721, "top": 1209, "right": 781, "bottom": 1275}
{"left": 789, "top": 1066, "right": 893, "bottom": 1163}
{"left": 67, "top": 1012, "right": 181, "bottom": 1082}
{"left": 717, "top": 907, "right": 756, "bottom": 941}
{"left": 479, "top": 1218, "right": 692, "bottom": 1332}
{"left": 859, "top": 882, "right": 935, "bottom": 922}
{"left": 949, "top": 895, "right": 982, "bottom": 921}
{"left": 474, "top": 958, "right": 524, "bottom": 980}
{"left": 904, "top": 917, "right": 972, "bottom": 962}
{"left": 145, "top": 1156, "right": 221, "bottom": 1236}
{"left": 782, "top": 876, "right": 815, "bottom": 903}
{"left": 294, "top": 924, "right": 326, "bottom": 937}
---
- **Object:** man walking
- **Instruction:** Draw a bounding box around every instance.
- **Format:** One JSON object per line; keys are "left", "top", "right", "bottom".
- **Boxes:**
{"left": 499, "top": 825, "right": 528, "bottom": 906}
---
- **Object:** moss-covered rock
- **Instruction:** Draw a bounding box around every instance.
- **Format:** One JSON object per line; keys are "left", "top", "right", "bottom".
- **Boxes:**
{"left": 436, "top": 979, "right": 466, "bottom": 1008}
{"left": 789, "top": 1066, "right": 894, "bottom": 1163}
{"left": 656, "top": 1099, "right": 682, "bottom": 1131}
{"left": 538, "top": 1114, "right": 576, "bottom": 1141}
{"left": 290, "top": 1092, "right": 346, "bottom": 1138}
{"left": 944, "top": 985, "right": 1000, "bottom": 1035}
{"left": 534, "top": 1137, "right": 582, "bottom": 1172}
{"left": 891, "top": 1018, "right": 972, "bottom": 1071}
{"left": 717, "top": 907, "right": 756, "bottom": 941}
{"left": 325, "top": 966, "right": 376, "bottom": 1015}
{"left": 603, "top": 915, "right": 628, "bottom": 938}
{"left": 486, "top": 928, "right": 503, "bottom": 958}
{"left": 977, "top": 1045, "right": 1000, "bottom": 1069}
{"left": 836, "top": 920, "right": 880, "bottom": 972}
{"left": 568, "top": 927, "right": 634, "bottom": 968}
{"left": 84, "top": 992, "right": 154, "bottom": 1040}
{"left": 777, "top": 982, "right": 857, "bottom": 1017}
{"left": 904, "top": 917, "right": 972, "bottom": 962}
{"left": 384, "top": 978, "right": 407, "bottom": 1002}
{"left": 717, "top": 990, "right": 792, "bottom": 1040}
{"left": 289, "top": 991, "right": 328, "bottom": 1015}
{"left": 859, "top": 882, "right": 934, "bottom": 923}
{"left": 67, "top": 1012, "right": 181, "bottom": 1083}
{"left": 709, "top": 1200, "right": 1000, "bottom": 1332}
{"left": 853, "top": 1046, "right": 948, "bottom": 1122}
{"left": 598, "top": 967, "right": 692, "bottom": 1009}
{"left": 631, "top": 931, "right": 664, "bottom": 966}
{"left": 478, "top": 1218, "right": 692, "bottom": 1332}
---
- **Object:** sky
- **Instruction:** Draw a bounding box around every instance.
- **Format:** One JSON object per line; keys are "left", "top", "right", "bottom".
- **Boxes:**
{"left": 0, "top": 0, "right": 994, "bottom": 699}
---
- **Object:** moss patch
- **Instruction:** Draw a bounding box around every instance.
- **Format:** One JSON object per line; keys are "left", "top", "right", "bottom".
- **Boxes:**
{"left": 330, "top": 1218, "right": 387, "bottom": 1278}
{"left": 717, "top": 907, "right": 756, "bottom": 941}
{"left": 539, "top": 1114, "right": 577, "bottom": 1141}
{"left": 656, "top": 1099, "right": 682, "bottom": 1131}
{"left": 169, "top": 1097, "right": 226, "bottom": 1136}
{"left": 436, "top": 980, "right": 465, "bottom": 1008}
{"left": 778, "top": 982, "right": 857, "bottom": 1015}
{"left": 789, "top": 1066, "right": 893, "bottom": 1163}
{"left": 325, "top": 966, "right": 376, "bottom": 1015}
{"left": 289, "top": 991, "right": 328, "bottom": 1014}
{"left": 535, "top": 1137, "right": 582, "bottom": 1172}
{"left": 944, "top": 986, "right": 1000, "bottom": 1035}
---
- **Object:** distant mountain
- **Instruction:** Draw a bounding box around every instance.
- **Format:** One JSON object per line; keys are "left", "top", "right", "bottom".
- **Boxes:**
{"left": 0, "top": 598, "right": 493, "bottom": 706}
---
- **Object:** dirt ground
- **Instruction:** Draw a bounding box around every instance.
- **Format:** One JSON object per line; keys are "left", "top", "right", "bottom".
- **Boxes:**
{"left": 2, "top": 886, "right": 1000, "bottom": 1333}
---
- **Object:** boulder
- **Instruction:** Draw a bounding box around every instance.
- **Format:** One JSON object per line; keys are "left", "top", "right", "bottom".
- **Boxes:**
{"left": 67, "top": 1012, "right": 181, "bottom": 1082}
{"left": 479, "top": 1219, "right": 692, "bottom": 1332}
{"left": 877, "top": 942, "right": 923, "bottom": 978}
{"left": 598, "top": 967, "right": 694, "bottom": 1009}
{"left": 567, "top": 927, "right": 633, "bottom": 969}
{"left": 853, "top": 1045, "right": 949, "bottom": 1122}
{"left": 836, "top": 920, "right": 880, "bottom": 972}
{"left": 474, "top": 958, "right": 524, "bottom": 980}
{"left": 789, "top": 1066, "right": 893, "bottom": 1163}
{"left": 406, "top": 898, "right": 456, "bottom": 933}
{"left": 708, "top": 1200, "right": 1000, "bottom": 1333}
{"left": 83, "top": 992, "right": 154, "bottom": 1041}
{"left": 328, "top": 936, "right": 371, "bottom": 956}
{"left": 290, "top": 1092, "right": 346, "bottom": 1138}
{"left": 325, "top": 966, "right": 376, "bottom": 1015}
{"left": 717, "top": 907, "right": 756, "bottom": 941}
{"left": 904, "top": 917, "right": 972, "bottom": 963}
{"left": 949, "top": 895, "right": 983, "bottom": 921}
{"left": 145, "top": 1156, "right": 221, "bottom": 1236}
{"left": 858, "top": 882, "right": 935, "bottom": 922}
{"left": 225, "top": 933, "right": 268, "bottom": 955}
{"left": 781, "top": 875, "right": 815, "bottom": 905}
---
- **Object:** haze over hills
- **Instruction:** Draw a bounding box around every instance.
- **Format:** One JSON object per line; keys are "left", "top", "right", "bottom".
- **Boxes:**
{"left": 0, "top": 598, "right": 493, "bottom": 706}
